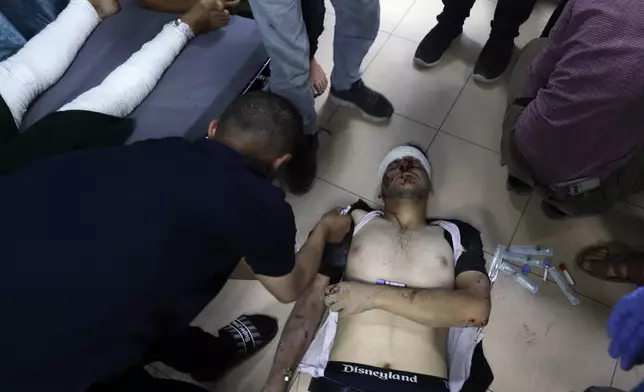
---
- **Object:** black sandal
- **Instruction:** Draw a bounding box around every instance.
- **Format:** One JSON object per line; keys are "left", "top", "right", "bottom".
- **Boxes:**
{"left": 191, "top": 314, "right": 278, "bottom": 382}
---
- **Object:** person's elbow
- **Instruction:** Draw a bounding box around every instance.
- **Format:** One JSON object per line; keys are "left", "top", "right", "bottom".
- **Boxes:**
{"left": 464, "top": 296, "right": 491, "bottom": 327}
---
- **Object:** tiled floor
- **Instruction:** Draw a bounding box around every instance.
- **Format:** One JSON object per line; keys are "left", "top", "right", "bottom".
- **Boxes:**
{"left": 155, "top": 0, "right": 643, "bottom": 391}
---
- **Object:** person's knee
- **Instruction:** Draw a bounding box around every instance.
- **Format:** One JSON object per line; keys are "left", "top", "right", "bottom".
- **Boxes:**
{"left": 334, "top": 0, "right": 380, "bottom": 38}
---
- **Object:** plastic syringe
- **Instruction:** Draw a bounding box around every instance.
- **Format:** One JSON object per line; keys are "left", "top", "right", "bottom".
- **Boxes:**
{"left": 489, "top": 245, "right": 506, "bottom": 282}
{"left": 508, "top": 245, "right": 554, "bottom": 256}
{"left": 502, "top": 251, "right": 547, "bottom": 268}
{"left": 499, "top": 262, "right": 540, "bottom": 294}
{"left": 548, "top": 267, "right": 580, "bottom": 306}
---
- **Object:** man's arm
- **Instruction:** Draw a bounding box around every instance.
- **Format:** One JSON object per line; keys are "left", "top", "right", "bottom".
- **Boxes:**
{"left": 246, "top": 207, "right": 351, "bottom": 304}
{"left": 324, "top": 272, "right": 491, "bottom": 328}
{"left": 255, "top": 223, "right": 332, "bottom": 303}
{"left": 373, "top": 271, "right": 491, "bottom": 327}
{"left": 262, "top": 274, "right": 330, "bottom": 392}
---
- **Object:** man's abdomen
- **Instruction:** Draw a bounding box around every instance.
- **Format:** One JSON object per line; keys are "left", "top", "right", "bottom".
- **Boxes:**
{"left": 329, "top": 309, "right": 448, "bottom": 378}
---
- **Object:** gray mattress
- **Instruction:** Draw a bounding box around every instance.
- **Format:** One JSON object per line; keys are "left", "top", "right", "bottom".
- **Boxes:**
{"left": 21, "top": 0, "right": 268, "bottom": 142}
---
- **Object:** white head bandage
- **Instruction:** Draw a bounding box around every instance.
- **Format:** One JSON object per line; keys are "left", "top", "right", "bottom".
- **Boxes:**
{"left": 377, "top": 146, "right": 431, "bottom": 184}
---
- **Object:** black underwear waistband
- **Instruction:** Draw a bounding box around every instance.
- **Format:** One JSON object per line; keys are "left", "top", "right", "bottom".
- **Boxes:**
{"left": 309, "top": 361, "right": 450, "bottom": 392}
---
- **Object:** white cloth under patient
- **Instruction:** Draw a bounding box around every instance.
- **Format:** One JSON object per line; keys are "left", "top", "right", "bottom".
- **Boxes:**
{"left": 297, "top": 213, "right": 485, "bottom": 392}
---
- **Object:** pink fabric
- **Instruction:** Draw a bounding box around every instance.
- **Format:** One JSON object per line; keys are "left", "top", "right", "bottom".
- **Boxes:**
{"left": 515, "top": 0, "right": 644, "bottom": 186}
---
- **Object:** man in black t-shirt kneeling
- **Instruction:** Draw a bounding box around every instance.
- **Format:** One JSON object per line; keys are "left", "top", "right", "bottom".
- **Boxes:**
{"left": 0, "top": 91, "right": 352, "bottom": 392}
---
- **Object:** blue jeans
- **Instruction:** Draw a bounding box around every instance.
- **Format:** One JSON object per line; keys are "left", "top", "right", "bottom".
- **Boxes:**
{"left": 248, "top": 0, "right": 380, "bottom": 134}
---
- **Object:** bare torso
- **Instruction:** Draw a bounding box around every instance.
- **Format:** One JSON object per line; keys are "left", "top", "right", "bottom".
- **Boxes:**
{"left": 329, "top": 210, "right": 455, "bottom": 378}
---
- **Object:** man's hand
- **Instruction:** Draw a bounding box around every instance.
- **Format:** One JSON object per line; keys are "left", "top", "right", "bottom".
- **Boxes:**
{"left": 323, "top": 282, "right": 378, "bottom": 315}
{"left": 317, "top": 208, "right": 352, "bottom": 243}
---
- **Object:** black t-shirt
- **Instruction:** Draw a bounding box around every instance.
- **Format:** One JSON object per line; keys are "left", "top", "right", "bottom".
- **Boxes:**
{"left": 0, "top": 138, "right": 296, "bottom": 392}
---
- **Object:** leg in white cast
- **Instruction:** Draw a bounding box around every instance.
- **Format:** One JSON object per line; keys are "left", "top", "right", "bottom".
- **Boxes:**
{"left": 59, "top": 0, "right": 229, "bottom": 118}
{"left": 0, "top": 0, "right": 119, "bottom": 128}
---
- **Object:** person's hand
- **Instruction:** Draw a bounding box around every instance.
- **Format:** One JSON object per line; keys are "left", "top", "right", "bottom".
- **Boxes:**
{"left": 323, "top": 282, "right": 378, "bottom": 316}
{"left": 317, "top": 208, "right": 352, "bottom": 243}
{"left": 608, "top": 287, "right": 644, "bottom": 370}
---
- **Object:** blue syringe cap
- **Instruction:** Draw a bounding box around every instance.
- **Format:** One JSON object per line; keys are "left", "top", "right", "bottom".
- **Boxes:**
{"left": 544, "top": 259, "right": 552, "bottom": 267}
{"left": 521, "top": 265, "right": 531, "bottom": 275}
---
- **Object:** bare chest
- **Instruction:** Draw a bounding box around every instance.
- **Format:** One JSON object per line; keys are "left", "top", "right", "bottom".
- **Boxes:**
{"left": 345, "top": 221, "right": 455, "bottom": 289}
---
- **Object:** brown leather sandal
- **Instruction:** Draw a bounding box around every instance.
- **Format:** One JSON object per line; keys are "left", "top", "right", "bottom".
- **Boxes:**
{"left": 576, "top": 241, "right": 644, "bottom": 284}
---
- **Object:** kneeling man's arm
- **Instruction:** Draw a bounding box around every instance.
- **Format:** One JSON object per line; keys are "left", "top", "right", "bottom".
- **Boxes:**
{"left": 263, "top": 274, "right": 330, "bottom": 392}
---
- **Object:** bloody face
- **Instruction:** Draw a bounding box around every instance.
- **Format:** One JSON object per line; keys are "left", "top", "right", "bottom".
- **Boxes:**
{"left": 381, "top": 156, "right": 431, "bottom": 199}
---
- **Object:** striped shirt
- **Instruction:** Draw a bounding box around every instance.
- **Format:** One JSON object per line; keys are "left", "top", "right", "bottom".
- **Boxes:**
{"left": 516, "top": 0, "right": 644, "bottom": 186}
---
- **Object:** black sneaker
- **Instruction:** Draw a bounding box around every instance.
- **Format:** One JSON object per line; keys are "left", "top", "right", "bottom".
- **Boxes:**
{"left": 283, "top": 133, "right": 318, "bottom": 195}
{"left": 414, "top": 24, "right": 462, "bottom": 68}
{"left": 330, "top": 79, "right": 393, "bottom": 122}
{"left": 473, "top": 36, "right": 515, "bottom": 83}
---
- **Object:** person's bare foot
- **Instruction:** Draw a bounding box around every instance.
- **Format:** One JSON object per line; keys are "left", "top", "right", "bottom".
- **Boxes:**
{"left": 310, "top": 57, "right": 328, "bottom": 97}
{"left": 89, "top": 0, "right": 120, "bottom": 20}
{"left": 182, "top": 0, "right": 233, "bottom": 35}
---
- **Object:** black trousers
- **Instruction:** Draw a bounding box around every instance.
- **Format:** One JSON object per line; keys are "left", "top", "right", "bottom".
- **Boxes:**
{"left": 87, "top": 327, "right": 236, "bottom": 392}
{"left": 0, "top": 95, "right": 133, "bottom": 176}
{"left": 301, "top": 0, "right": 326, "bottom": 58}
{"left": 437, "top": 0, "right": 538, "bottom": 39}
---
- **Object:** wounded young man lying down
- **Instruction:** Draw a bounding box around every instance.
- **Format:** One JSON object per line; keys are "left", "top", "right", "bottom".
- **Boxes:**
{"left": 262, "top": 145, "right": 493, "bottom": 392}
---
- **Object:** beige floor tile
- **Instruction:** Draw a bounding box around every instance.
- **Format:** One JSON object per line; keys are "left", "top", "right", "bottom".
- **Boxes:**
{"left": 427, "top": 132, "right": 529, "bottom": 253}
{"left": 531, "top": 0, "right": 559, "bottom": 19}
{"left": 287, "top": 179, "right": 379, "bottom": 246}
{"left": 319, "top": 109, "right": 438, "bottom": 202}
{"left": 515, "top": 13, "right": 550, "bottom": 49}
{"left": 612, "top": 365, "right": 643, "bottom": 391}
{"left": 484, "top": 275, "right": 616, "bottom": 392}
{"left": 441, "top": 76, "right": 507, "bottom": 152}
{"left": 378, "top": 0, "right": 417, "bottom": 33}
{"left": 510, "top": 196, "right": 644, "bottom": 307}
{"left": 313, "top": 12, "right": 390, "bottom": 127}
{"left": 363, "top": 35, "right": 473, "bottom": 128}
{"left": 626, "top": 192, "right": 644, "bottom": 210}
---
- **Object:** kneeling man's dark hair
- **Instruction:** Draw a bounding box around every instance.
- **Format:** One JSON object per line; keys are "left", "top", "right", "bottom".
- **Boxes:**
{"left": 217, "top": 91, "right": 302, "bottom": 160}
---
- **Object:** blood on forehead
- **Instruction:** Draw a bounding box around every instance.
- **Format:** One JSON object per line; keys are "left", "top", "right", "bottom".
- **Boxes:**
{"left": 387, "top": 157, "right": 421, "bottom": 170}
